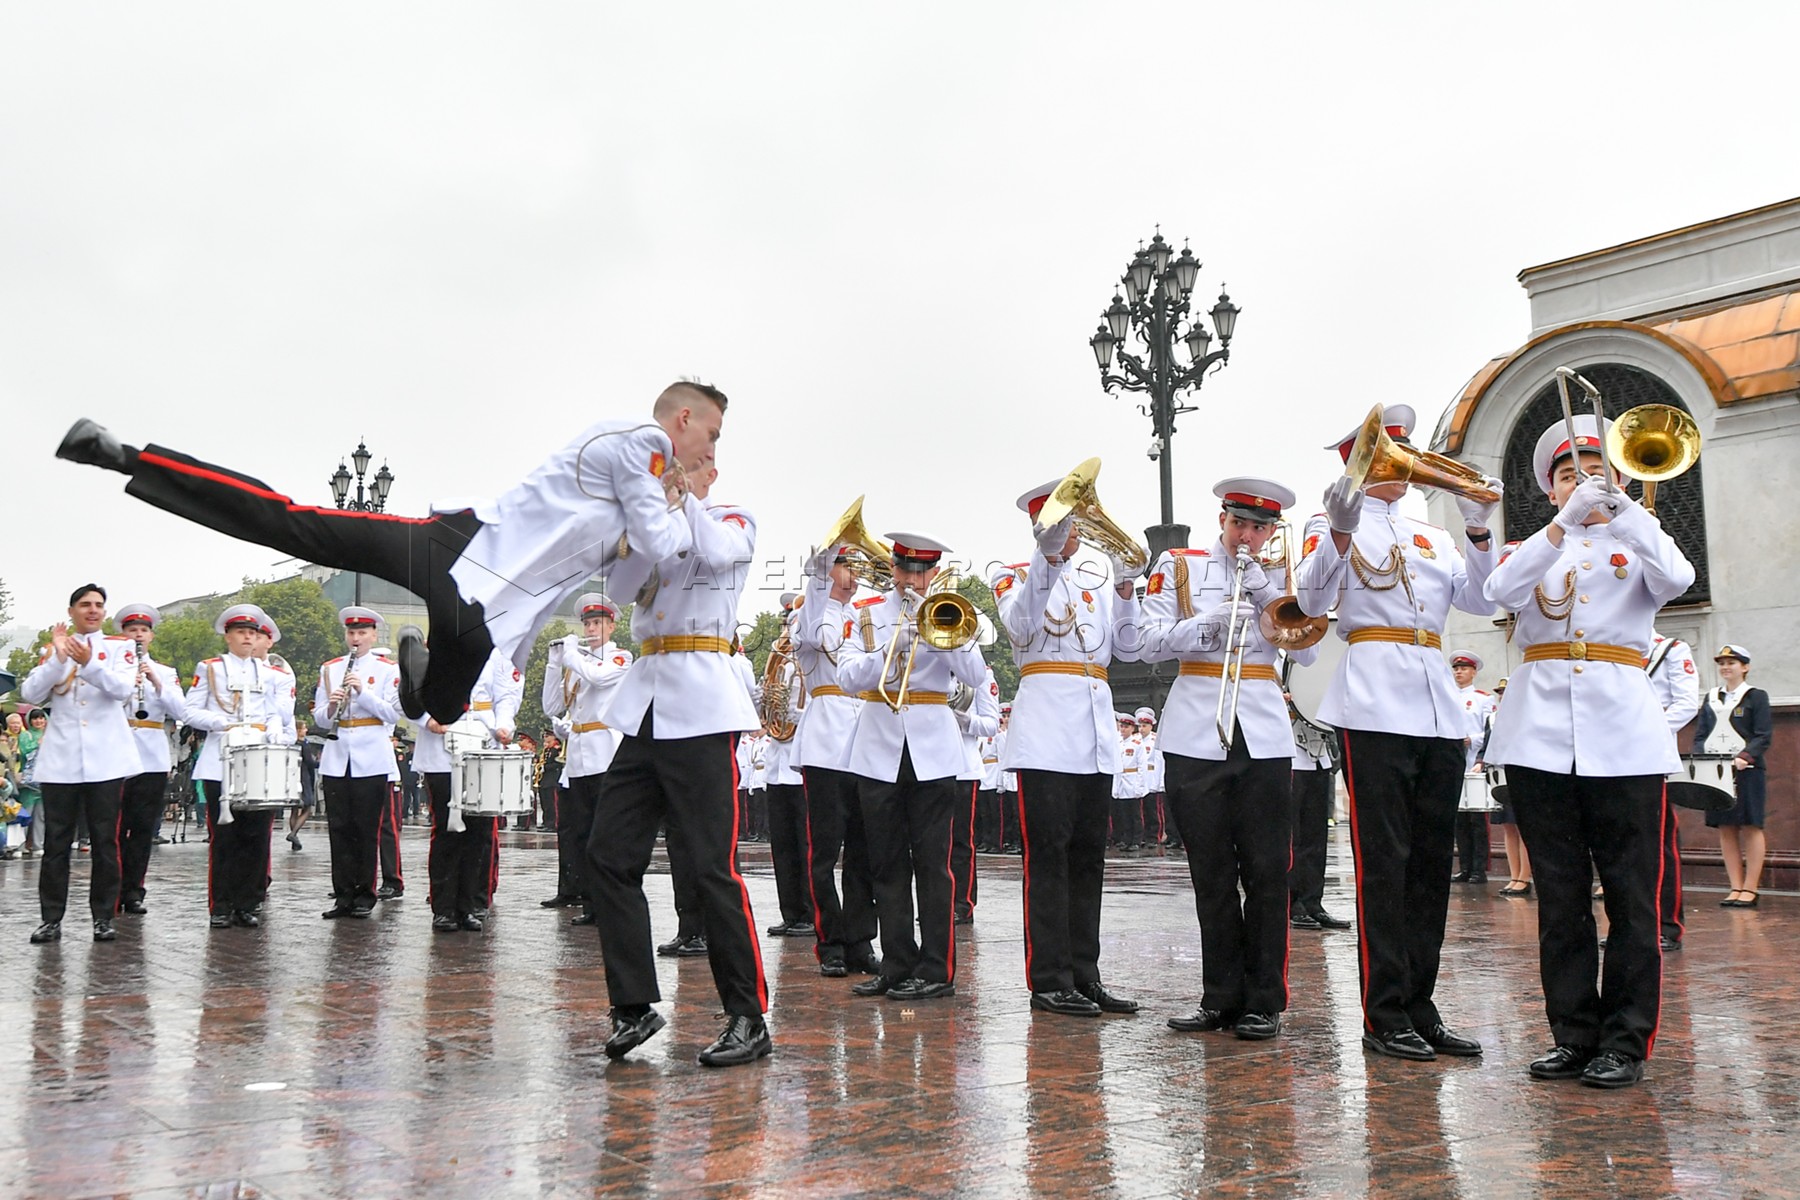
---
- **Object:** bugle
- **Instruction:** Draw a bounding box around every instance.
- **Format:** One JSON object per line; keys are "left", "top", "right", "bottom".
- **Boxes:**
{"left": 1343, "top": 404, "right": 1501, "bottom": 504}
{"left": 819, "top": 496, "right": 895, "bottom": 592}
{"left": 1034, "top": 457, "right": 1149, "bottom": 574}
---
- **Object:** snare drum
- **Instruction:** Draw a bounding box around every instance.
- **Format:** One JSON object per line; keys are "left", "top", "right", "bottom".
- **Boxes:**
{"left": 442, "top": 717, "right": 489, "bottom": 759}
{"left": 1667, "top": 753, "right": 1739, "bottom": 812}
{"left": 1484, "top": 765, "right": 1509, "bottom": 808}
{"left": 452, "top": 749, "right": 533, "bottom": 815}
{"left": 224, "top": 744, "right": 302, "bottom": 811}
{"left": 1458, "top": 771, "right": 1499, "bottom": 812}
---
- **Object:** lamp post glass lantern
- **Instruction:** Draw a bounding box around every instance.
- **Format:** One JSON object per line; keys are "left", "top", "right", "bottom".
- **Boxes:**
{"left": 329, "top": 439, "right": 395, "bottom": 605}
{"left": 1089, "top": 227, "right": 1239, "bottom": 559}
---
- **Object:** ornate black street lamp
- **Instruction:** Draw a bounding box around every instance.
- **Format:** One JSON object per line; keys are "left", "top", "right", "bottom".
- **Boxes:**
{"left": 329, "top": 439, "right": 395, "bottom": 605}
{"left": 1088, "top": 229, "right": 1239, "bottom": 557}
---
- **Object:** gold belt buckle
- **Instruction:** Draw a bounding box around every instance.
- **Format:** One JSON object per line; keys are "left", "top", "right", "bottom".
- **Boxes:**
{"left": 1570, "top": 640, "right": 1588, "bottom": 661}
{"left": 1413, "top": 629, "right": 1429, "bottom": 646}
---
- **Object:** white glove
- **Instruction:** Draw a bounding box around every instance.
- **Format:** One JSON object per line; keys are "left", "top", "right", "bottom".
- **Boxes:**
{"left": 1034, "top": 514, "right": 1075, "bottom": 557}
{"left": 1456, "top": 477, "right": 1504, "bottom": 530}
{"left": 1197, "top": 598, "right": 1258, "bottom": 651}
{"left": 1108, "top": 551, "right": 1142, "bottom": 586}
{"left": 1553, "top": 475, "right": 1617, "bottom": 532}
{"left": 1238, "top": 557, "right": 1271, "bottom": 595}
{"left": 1323, "top": 477, "right": 1362, "bottom": 534}
{"left": 802, "top": 544, "right": 833, "bottom": 580}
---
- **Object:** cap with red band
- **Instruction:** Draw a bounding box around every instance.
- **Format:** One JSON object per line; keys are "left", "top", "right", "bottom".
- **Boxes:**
{"left": 575, "top": 591, "right": 617, "bottom": 620}
{"left": 1531, "top": 413, "right": 1613, "bottom": 493}
{"left": 1014, "top": 476, "right": 1064, "bottom": 522}
{"left": 1212, "top": 476, "right": 1296, "bottom": 525}
{"left": 339, "top": 605, "right": 382, "bottom": 630}
{"left": 884, "top": 530, "right": 951, "bottom": 566}
{"left": 116, "top": 602, "right": 160, "bottom": 630}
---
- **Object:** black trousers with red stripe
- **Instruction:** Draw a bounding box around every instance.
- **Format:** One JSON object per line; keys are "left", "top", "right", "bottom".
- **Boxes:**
{"left": 38, "top": 779, "right": 125, "bottom": 924}
{"left": 378, "top": 781, "right": 404, "bottom": 891}
{"left": 1288, "top": 767, "right": 1334, "bottom": 917}
{"left": 950, "top": 780, "right": 978, "bottom": 917}
{"left": 1016, "top": 769, "right": 1110, "bottom": 994}
{"left": 1507, "top": 767, "right": 1665, "bottom": 1060}
{"left": 119, "top": 771, "right": 168, "bottom": 905}
{"left": 1340, "top": 729, "right": 1463, "bottom": 1035}
{"left": 764, "top": 782, "right": 811, "bottom": 925}
{"left": 859, "top": 750, "right": 957, "bottom": 986}
{"left": 1166, "top": 738, "right": 1293, "bottom": 1015}
{"left": 588, "top": 709, "right": 767, "bottom": 1017}
{"left": 975, "top": 787, "right": 1002, "bottom": 850}
{"left": 202, "top": 783, "right": 276, "bottom": 917}
{"left": 125, "top": 445, "right": 493, "bottom": 724}
{"left": 561, "top": 772, "right": 604, "bottom": 916}
{"left": 424, "top": 773, "right": 497, "bottom": 918}
{"left": 1454, "top": 811, "right": 1490, "bottom": 876}
{"left": 324, "top": 772, "right": 387, "bottom": 911}
{"left": 802, "top": 767, "right": 877, "bottom": 963}
{"left": 1660, "top": 795, "right": 1684, "bottom": 943}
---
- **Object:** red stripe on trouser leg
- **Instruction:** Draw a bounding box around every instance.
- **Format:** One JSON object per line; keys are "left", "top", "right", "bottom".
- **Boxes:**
{"left": 137, "top": 451, "right": 434, "bottom": 524}
{"left": 1646, "top": 781, "right": 1668, "bottom": 1058}
{"left": 944, "top": 801, "right": 956, "bottom": 984}
{"left": 203, "top": 782, "right": 216, "bottom": 912}
{"left": 112, "top": 786, "right": 125, "bottom": 915}
{"left": 963, "top": 782, "right": 977, "bottom": 909}
{"left": 1340, "top": 736, "right": 1377, "bottom": 1033}
{"left": 723, "top": 735, "right": 769, "bottom": 1010}
{"left": 1017, "top": 778, "right": 1034, "bottom": 988}
{"left": 1664, "top": 796, "right": 1683, "bottom": 940}
{"left": 801, "top": 774, "right": 825, "bottom": 961}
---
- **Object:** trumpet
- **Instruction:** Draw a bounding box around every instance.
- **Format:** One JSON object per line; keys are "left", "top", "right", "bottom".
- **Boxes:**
{"left": 1215, "top": 547, "right": 1257, "bottom": 751}
{"left": 877, "top": 572, "right": 980, "bottom": 712}
{"left": 1257, "top": 522, "right": 1329, "bottom": 651}
{"left": 1034, "top": 457, "right": 1149, "bottom": 574}
{"left": 1343, "top": 404, "right": 1501, "bottom": 504}
{"left": 1606, "top": 403, "right": 1700, "bottom": 515}
{"left": 818, "top": 495, "right": 894, "bottom": 592}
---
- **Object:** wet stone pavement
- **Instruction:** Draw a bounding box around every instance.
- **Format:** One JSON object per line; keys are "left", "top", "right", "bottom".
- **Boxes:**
{"left": 0, "top": 827, "right": 1792, "bottom": 1199}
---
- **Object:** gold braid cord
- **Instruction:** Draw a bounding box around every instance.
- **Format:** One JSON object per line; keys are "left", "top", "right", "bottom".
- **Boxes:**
{"left": 1534, "top": 568, "right": 1579, "bottom": 626}
{"left": 1350, "top": 543, "right": 1418, "bottom": 609}
{"left": 1172, "top": 557, "right": 1195, "bottom": 621}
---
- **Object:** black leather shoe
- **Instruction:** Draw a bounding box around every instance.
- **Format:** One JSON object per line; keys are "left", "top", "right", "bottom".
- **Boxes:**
{"left": 211, "top": 913, "right": 233, "bottom": 928}
{"left": 1290, "top": 912, "right": 1322, "bottom": 930}
{"left": 845, "top": 954, "right": 882, "bottom": 976}
{"left": 321, "top": 906, "right": 355, "bottom": 920}
{"left": 1660, "top": 935, "right": 1681, "bottom": 951}
{"left": 1362, "top": 1029, "right": 1436, "bottom": 1061}
{"left": 698, "top": 1015, "right": 772, "bottom": 1068}
{"left": 1469, "top": 872, "right": 1488, "bottom": 884}
{"left": 954, "top": 909, "right": 974, "bottom": 926}
{"left": 541, "top": 895, "right": 578, "bottom": 908}
{"left": 1235, "top": 1012, "right": 1280, "bottom": 1040}
{"left": 1168, "top": 1008, "right": 1238, "bottom": 1033}
{"left": 889, "top": 978, "right": 955, "bottom": 1001}
{"left": 656, "top": 935, "right": 685, "bottom": 957}
{"left": 784, "top": 921, "right": 815, "bottom": 938}
{"left": 1421, "top": 1023, "right": 1482, "bottom": 1057}
{"left": 1527, "top": 1044, "right": 1594, "bottom": 1080}
{"left": 432, "top": 915, "right": 460, "bottom": 933}
{"left": 232, "top": 910, "right": 260, "bottom": 929}
{"left": 122, "top": 900, "right": 148, "bottom": 915}
{"left": 765, "top": 921, "right": 792, "bottom": 937}
{"left": 1078, "top": 981, "right": 1140, "bottom": 1014}
{"left": 377, "top": 886, "right": 402, "bottom": 900}
{"left": 29, "top": 921, "right": 62, "bottom": 944}
{"left": 459, "top": 914, "right": 483, "bottom": 932}
{"left": 91, "top": 918, "right": 116, "bottom": 942}
{"left": 1312, "top": 909, "right": 1353, "bottom": 930}
{"left": 570, "top": 913, "right": 596, "bottom": 926}
{"left": 1031, "top": 989, "right": 1102, "bottom": 1017}
{"left": 1580, "top": 1050, "right": 1644, "bottom": 1089}
{"left": 819, "top": 958, "right": 848, "bottom": 978}
{"left": 604, "top": 1007, "right": 667, "bottom": 1059}
{"left": 1450, "top": 870, "right": 1471, "bottom": 883}
{"left": 396, "top": 625, "right": 429, "bottom": 720}
{"left": 850, "top": 976, "right": 894, "bottom": 997}
{"left": 56, "top": 418, "right": 138, "bottom": 474}
{"left": 675, "top": 934, "right": 708, "bottom": 957}
{"left": 350, "top": 905, "right": 375, "bottom": 919}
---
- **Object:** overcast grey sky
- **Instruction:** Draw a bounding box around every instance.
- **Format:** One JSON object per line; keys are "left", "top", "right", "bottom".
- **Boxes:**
{"left": 3, "top": 2, "right": 1795, "bottom": 631}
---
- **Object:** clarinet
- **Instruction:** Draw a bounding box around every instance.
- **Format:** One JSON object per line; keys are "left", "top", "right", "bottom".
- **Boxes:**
{"left": 321, "top": 649, "right": 363, "bottom": 742}
{"left": 134, "top": 646, "right": 151, "bottom": 720}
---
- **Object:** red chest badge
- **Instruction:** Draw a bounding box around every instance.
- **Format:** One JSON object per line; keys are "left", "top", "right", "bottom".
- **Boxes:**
{"left": 1412, "top": 533, "right": 1436, "bottom": 559}
{"left": 1611, "top": 552, "right": 1629, "bottom": 578}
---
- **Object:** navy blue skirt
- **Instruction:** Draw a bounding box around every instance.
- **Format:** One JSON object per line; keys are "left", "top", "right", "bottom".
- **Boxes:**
{"left": 1705, "top": 762, "right": 1767, "bottom": 829}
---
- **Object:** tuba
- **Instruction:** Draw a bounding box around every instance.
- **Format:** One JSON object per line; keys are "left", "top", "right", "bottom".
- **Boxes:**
{"left": 819, "top": 496, "right": 895, "bottom": 592}
{"left": 1257, "top": 522, "right": 1329, "bottom": 651}
{"left": 1034, "top": 458, "right": 1149, "bottom": 574}
{"left": 1343, "top": 405, "right": 1501, "bottom": 504}
{"left": 759, "top": 620, "right": 803, "bottom": 743}
{"left": 1606, "top": 403, "right": 1700, "bottom": 515}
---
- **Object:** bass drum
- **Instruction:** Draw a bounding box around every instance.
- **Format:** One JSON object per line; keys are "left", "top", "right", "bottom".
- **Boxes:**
{"left": 1283, "top": 615, "right": 1343, "bottom": 728}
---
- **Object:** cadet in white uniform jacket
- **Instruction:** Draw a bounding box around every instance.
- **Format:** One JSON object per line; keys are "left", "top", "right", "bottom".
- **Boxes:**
{"left": 21, "top": 585, "right": 140, "bottom": 944}
{"left": 1483, "top": 416, "right": 1694, "bottom": 1089}
{"left": 590, "top": 488, "right": 771, "bottom": 1069}
{"left": 115, "top": 602, "right": 187, "bottom": 918}
{"left": 314, "top": 608, "right": 404, "bottom": 920}
{"left": 950, "top": 664, "right": 1001, "bottom": 925}
{"left": 990, "top": 483, "right": 1142, "bottom": 1018}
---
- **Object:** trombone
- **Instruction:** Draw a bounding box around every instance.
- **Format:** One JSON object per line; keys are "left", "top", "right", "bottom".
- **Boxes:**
{"left": 1215, "top": 546, "right": 1257, "bottom": 751}
{"left": 878, "top": 571, "right": 981, "bottom": 712}
{"left": 1257, "top": 521, "right": 1329, "bottom": 652}
{"left": 1606, "top": 404, "right": 1700, "bottom": 515}
{"left": 1554, "top": 367, "right": 1616, "bottom": 491}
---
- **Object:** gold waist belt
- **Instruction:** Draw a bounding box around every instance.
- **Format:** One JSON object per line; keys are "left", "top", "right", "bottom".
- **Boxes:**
{"left": 336, "top": 718, "right": 383, "bottom": 729}
{"left": 856, "top": 690, "right": 949, "bottom": 706}
{"left": 571, "top": 721, "right": 610, "bottom": 733}
{"left": 471, "top": 702, "right": 493, "bottom": 711}
{"left": 640, "top": 635, "right": 733, "bottom": 656}
{"left": 810, "top": 685, "right": 847, "bottom": 698}
{"left": 1179, "top": 662, "right": 1280, "bottom": 682}
{"left": 1346, "top": 626, "right": 1443, "bottom": 649}
{"left": 128, "top": 719, "right": 163, "bottom": 730}
{"left": 1019, "top": 662, "right": 1109, "bottom": 681}
{"left": 1522, "top": 641, "right": 1646, "bottom": 667}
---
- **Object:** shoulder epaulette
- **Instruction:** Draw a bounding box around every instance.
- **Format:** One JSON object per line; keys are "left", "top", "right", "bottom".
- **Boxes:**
{"left": 1476, "top": 688, "right": 1491, "bottom": 695}
{"left": 269, "top": 663, "right": 292, "bottom": 674}
{"left": 1005, "top": 562, "right": 1029, "bottom": 570}
{"left": 852, "top": 595, "right": 884, "bottom": 610}
{"left": 105, "top": 634, "right": 131, "bottom": 641}
{"left": 203, "top": 656, "right": 222, "bottom": 664}
{"left": 1171, "top": 547, "right": 1211, "bottom": 557}
{"left": 326, "top": 656, "right": 345, "bottom": 665}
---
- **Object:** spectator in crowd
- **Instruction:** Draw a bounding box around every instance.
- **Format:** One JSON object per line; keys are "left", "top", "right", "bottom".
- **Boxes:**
{"left": 289, "top": 719, "right": 321, "bottom": 850}
{"left": 18, "top": 709, "right": 47, "bottom": 857}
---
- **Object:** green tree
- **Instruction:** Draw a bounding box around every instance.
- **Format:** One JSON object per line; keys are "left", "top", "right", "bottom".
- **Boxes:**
{"left": 740, "top": 609, "right": 783, "bottom": 674}
{"left": 239, "top": 577, "right": 340, "bottom": 712}
{"left": 957, "top": 574, "right": 1019, "bottom": 702}
{"left": 516, "top": 619, "right": 571, "bottom": 738}
{"left": 6, "top": 624, "right": 56, "bottom": 689}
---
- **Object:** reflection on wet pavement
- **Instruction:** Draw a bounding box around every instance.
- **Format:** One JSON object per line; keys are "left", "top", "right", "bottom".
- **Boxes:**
{"left": 1, "top": 829, "right": 1787, "bottom": 1197}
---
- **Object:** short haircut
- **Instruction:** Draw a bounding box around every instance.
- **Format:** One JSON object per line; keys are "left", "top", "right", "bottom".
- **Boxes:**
{"left": 654, "top": 378, "right": 729, "bottom": 418}
{"left": 69, "top": 583, "right": 106, "bottom": 605}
